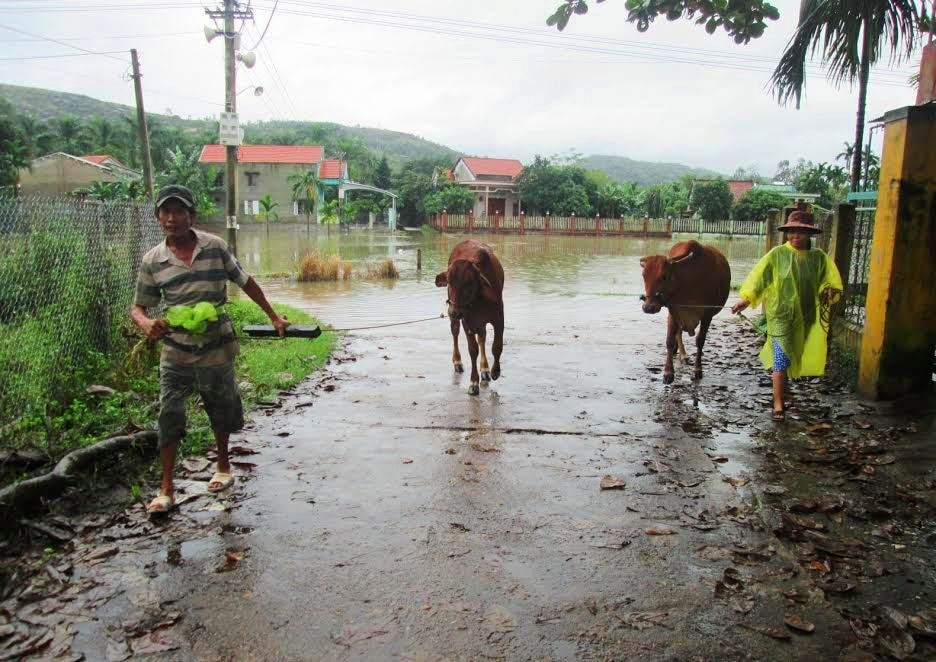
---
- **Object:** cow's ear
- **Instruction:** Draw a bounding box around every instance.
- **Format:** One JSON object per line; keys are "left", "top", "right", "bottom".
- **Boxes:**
{"left": 435, "top": 272, "right": 448, "bottom": 287}
{"left": 474, "top": 249, "right": 490, "bottom": 266}
{"left": 639, "top": 257, "right": 647, "bottom": 268}
{"left": 671, "top": 250, "right": 695, "bottom": 265}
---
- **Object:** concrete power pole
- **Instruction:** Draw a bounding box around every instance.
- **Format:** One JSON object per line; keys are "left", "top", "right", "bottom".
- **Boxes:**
{"left": 129, "top": 48, "right": 155, "bottom": 201}
{"left": 206, "top": 0, "right": 253, "bottom": 257}
{"left": 224, "top": 0, "right": 237, "bottom": 256}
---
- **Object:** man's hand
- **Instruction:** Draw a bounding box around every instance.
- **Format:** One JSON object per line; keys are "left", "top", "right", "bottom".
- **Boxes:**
{"left": 731, "top": 299, "right": 750, "bottom": 315}
{"left": 271, "top": 315, "right": 291, "bottom": 338}
{"left": 142, "top": 318, "right": 169, "bottom": 341}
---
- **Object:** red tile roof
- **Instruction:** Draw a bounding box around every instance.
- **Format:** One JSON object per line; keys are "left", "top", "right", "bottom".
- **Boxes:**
{"left": 80, "top": 155, "right": 113, "bottom": 165}
{"left": 462, "top": 157, "right": 523, "bottom": 179}
{"left": 728, "top": 179, "right": 755, "bottom": 202}
{"left": 199, "top": 145, "right": 324, "bottom": 164}
{"left": 317, "top": 159, "right": 346, "bottom": 180}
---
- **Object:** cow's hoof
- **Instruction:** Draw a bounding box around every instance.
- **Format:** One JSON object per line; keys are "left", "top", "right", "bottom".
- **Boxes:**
{"left": 454, "top": 362, "right": 464, "bottom": 373}
{"left": 663, "top": 372, "right": 674, "bottom": 385}
{"left": 490, "top": 365, "right": 500, "bottom": 381}
{"left": 693, "top": 370, "right": 703, "bottom": 381}
{"left": 469, "top": 383, "right": 480, "bottom": 395}
{"left": 480, "top": 370, "right": 491, "bottom": 382}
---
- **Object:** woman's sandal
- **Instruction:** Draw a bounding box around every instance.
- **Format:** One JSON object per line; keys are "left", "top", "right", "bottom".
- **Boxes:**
{"left": 771, "top": 409, "right": 786, "bottom": 421}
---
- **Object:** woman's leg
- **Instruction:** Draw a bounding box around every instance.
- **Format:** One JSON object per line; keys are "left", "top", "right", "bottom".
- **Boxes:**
{"left": 772, "top": 370, "right": 787, "bottom": 414}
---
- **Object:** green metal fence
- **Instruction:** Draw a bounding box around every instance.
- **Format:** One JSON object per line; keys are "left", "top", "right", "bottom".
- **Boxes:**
{"left": 0, "top": 197, "right": 160, "bottom": 444}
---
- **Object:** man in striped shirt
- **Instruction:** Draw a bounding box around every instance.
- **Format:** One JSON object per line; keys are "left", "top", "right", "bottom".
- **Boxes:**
{"left": 132, "top": 185, "right": 289, "bottom": 515}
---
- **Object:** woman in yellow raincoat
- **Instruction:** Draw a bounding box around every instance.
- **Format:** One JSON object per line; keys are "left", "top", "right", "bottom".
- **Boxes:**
{"left": 731, "top": 211, "right": 843, "bottom": 421}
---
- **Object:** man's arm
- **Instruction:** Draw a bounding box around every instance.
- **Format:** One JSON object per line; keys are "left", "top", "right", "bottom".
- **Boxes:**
{"left": 241, "top": 277, "right": 291, "bottom": 337}
{"left": 131, "top": 304, "right": 169, "bottom": 341}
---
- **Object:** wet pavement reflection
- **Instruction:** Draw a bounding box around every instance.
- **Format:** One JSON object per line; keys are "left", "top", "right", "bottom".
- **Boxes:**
{"left": 2, "top": 228, "right": 933, "bottom": 661}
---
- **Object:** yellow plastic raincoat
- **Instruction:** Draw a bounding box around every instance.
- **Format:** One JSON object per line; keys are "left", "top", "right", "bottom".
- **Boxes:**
{"left": 739, "top": 242, "right": 843, "bottom": 377}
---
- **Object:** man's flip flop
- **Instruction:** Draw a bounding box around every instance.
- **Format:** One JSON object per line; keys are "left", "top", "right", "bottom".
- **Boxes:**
{"left": 147, "top": 494, "right": 175, "bottom": 515}
{"left": 771, "top": 409, "right": 786, "bottom": 421}
{"left": 207, "top": 472, "right": 234, "bottom": 493}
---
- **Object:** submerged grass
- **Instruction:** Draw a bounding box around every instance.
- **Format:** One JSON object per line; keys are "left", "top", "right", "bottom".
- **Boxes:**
{"left": 363, "top": 258, "right": 400, "bottom": 280}
{"left": 297, "top": 250, "right": 353, "bottom": 282}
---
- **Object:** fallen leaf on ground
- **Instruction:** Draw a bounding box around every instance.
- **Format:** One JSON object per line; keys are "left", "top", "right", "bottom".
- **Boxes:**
{"left": 130, "top": 631, "right": 180, "bottom": 656}
{"left": 229, "top": 446, "right": 259, "bottom": 455}
{"left": 402, "top": 458, "right": 413, "bottom": 464}
{"left": 740, "top": 623, "right": 791, "bottom": 640}
{"left": 723, "top": 476, "right": 750, "bottom": 487}
{"left": 806, "top": 422, "right": 834, "bottom": 435}
{"left": 644, "top": 527, "right": 675, "bottom": 536}
{"left": 784, "top": 613, "right": 816, "bottom": 633}
{"left": 231, "top": 461, "right": 257, "bottom": 470}
{"left": 83, "top": 545, "right": 119, "bottom": 562}
{"left": 182, "top": 457, "right": 210, "bottom": 473}
{"left": 644, "top": 460, "right": 671, "bottom": 473}
{"left": 469, "top": 443, "right": 500, "bottom": 453}
{"left": 617, "top": 611, "right": 668, "bottom": 630}
{"left": 599, "top": 475, "right": 626, "bottom": 490}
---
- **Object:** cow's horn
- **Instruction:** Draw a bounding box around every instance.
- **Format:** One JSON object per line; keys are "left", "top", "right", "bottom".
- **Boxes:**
{"left": 671, "top": 250, "right": 695, "bottom": 264}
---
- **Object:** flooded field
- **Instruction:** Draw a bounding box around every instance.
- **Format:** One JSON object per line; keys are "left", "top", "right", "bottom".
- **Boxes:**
{"left": 226, "top": 225, "right": 766, "bottom": 341}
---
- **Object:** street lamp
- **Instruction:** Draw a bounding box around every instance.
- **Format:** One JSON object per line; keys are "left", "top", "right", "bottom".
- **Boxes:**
{"left": 236, "top": 85, "right": 264, "bottom": 97}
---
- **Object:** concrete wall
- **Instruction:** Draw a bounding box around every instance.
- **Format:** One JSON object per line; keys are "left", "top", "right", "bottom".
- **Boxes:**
{"left": 211, "top": 162, "right": 315, "bottom": 222}
{"left": 18, "top": 156, "right": 119, "bottom": 196}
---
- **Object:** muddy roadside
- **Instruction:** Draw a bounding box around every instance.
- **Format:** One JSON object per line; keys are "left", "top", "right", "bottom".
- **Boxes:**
{"left": 0, "top": 320, "right": 934, "bottom": 661}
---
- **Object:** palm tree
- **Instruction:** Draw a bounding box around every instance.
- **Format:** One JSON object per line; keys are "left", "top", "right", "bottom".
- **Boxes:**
{"left": 770, "top": 0, "right": 924, "bottom": 192}
{"left": 835, "top": 141, "right": 855, "bottom": 167}
{"left": 288, "top": 169, "right": 319, "bottom": 232}
{"left": 258, "top": 194, "right": 279, "bottom": 223}
{"left": 55, "top": 116, "right": 87, "bottom": 155}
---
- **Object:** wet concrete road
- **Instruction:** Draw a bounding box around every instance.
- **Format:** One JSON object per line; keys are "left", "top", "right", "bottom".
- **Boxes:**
{"left": 126, "top": 316, "right": 856, "bottom": 660}
{"left": 8, "top": 232, "right": 933, "bottom": 660}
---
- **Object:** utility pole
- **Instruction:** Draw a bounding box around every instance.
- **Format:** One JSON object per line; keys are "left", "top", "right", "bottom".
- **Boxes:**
{"left": 206, "top": 0, "right": 253, "bottom": 256}
{"left": 129, "top": 48, "right": 154, "bottom": 201}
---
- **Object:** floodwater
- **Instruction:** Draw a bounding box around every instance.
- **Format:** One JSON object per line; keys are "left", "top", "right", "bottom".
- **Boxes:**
{"left": 229, "top": 226, "right": 767, "bottom": 341}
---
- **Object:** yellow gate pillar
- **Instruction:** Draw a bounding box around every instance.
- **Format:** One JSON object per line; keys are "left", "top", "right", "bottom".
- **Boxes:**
{"left": 858, "top": 104, "right": 936, "bottom": 399}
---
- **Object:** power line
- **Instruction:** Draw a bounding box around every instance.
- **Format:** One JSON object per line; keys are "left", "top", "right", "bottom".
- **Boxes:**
{"left": 244, "top": 0, "right": 277, "bottom": 50}
{"left": 244, "top": 22, "right": 301, "bottom": 117}
{"left": 253, "top": 0, "right": 917, "bottom": 81}
{"left": 0, "top": 51, "right": 129, "bottom": 61}
{"left": 2, "top": 31, "right": 199, "bottom": 42}
{"left": 0, "top": 24, "right": 127, "bottom": 62}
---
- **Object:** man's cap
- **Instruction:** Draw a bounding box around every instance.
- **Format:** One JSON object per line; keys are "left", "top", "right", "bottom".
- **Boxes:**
{"left": 155, "top": 185, "right": 196, "bottom": 211}
{"left": 778, "top": 210, "right": 821, "bottom": 234}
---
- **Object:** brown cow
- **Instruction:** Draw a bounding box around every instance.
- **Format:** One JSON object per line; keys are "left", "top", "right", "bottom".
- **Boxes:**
{"left": 435, "top": 240, "right": 505, "bottom": 395}
{"left": 640, "top": 240, "right": 730, "bottom": 384}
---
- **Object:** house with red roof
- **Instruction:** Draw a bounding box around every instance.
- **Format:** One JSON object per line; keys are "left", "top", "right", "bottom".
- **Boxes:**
{"left": 199, "top": 144, "right": 341, "bottom": 221}
{"left": 452, "top": 157, "right": 524, "bottom": 217}
{"left": 18, "top": 153, "right": 141, "bottom": 196}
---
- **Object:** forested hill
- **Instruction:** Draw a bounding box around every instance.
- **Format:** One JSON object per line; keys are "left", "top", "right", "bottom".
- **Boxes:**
{"left": 2, "top": 84, "right": 718, "bottom": 184}
{"left": 0, "top": 84, "right": 458, "bottom": 167}
{"left": 578, "top": 154, "right": 721, "bottom": 186}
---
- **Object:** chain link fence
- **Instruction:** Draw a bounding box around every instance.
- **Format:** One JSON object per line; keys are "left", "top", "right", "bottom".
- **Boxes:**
{"left": 0, "top": 196, "right": 160, "bottom": 448}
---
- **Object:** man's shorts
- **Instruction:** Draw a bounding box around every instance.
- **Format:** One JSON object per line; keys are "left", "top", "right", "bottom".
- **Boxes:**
{"left": 771, "top": 337, "right": 791, "bottom": 373}
{"left": 158, "top": 360, "right": 244, "bottom": 449}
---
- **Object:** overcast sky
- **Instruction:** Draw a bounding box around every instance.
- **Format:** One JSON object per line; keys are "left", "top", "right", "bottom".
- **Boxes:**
{"left": 0, "top": 0, "right": 922, "bottom": 176}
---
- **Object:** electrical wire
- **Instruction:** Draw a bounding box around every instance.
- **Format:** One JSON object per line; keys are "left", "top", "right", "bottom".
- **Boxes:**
{"left": 0, "top": 51, "right": 129, "bottom": 61}
{"left": 244, "top": 0, "right": 277, "bottom": 50}
{"left": 252, "top": 0, "right": 917, "bottom": 81}
{"left": 0, "top": 24, "right": 128, "bottom": 62}
{"left": 2, "top": 31, "right": 199, "bottom": 42}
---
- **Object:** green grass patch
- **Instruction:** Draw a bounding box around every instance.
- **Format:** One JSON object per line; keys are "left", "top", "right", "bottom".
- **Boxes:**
{"left": 419, "top": 224, "right": 435, "bottom": 236}
{"left": 0, "top": 300, "right": 336, "bottom": 476}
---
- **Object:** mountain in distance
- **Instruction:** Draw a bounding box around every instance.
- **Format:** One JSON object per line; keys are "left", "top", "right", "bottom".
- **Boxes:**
{"left": 2, "top": 84, "right": 718, "bottom": 184}
{"left": 578, "top": 154, "right": 722, "bottom": 186}
{"left": 0, "top": 84, "right": 457, "bottom": 167}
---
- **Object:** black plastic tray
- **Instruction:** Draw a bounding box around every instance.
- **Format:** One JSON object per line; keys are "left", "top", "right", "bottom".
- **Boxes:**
{"left": 243, "top": 325, "right": 322, "bottom": 339}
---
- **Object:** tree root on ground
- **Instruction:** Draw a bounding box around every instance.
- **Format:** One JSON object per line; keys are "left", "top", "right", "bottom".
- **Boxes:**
{"left": 0, "top": 431, "right": 157, "bottom": 520}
